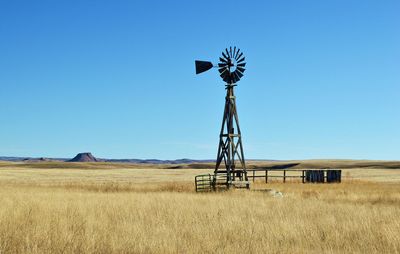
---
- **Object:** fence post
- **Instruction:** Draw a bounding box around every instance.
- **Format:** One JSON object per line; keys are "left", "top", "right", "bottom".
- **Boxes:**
{"left": 302, "top": 170, "right": 305, "bottom": 183}
{"left": 283, "top": 170, "right": 286, "bottom": 183}
{"left": 265, "top": 170, "right": 268, "bottom": 183}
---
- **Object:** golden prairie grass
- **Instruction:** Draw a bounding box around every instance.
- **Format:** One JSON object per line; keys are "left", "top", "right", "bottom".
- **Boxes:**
{"left": 0, "top": 164, "right": 400, "bottom": 253}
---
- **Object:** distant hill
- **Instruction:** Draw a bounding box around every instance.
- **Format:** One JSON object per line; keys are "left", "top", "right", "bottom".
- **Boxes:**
{"left": 22, "top": 157, "right": 51, "bottom": 162}
{"left": 68, "top": 153, "right": 99, "bottom": 162}
{"left": 105, "top": 158, "right": 214, "bottom": 164}
{"left": 0, "top": 155, "right": 215, "bottom": 164}
{"left": 0, "top": 156, "right": 67, "bottom": 162}
{"left": 1, "top": 154, "right": 399, "bottom": 170}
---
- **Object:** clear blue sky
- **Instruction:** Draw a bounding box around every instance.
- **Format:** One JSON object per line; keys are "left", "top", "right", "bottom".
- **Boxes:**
{"left": 0, "top": 1, "right": 399, "bottom": 160}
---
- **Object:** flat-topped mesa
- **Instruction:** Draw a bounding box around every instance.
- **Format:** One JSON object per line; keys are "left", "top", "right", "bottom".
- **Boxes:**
{"left": 68, "top": 152, "right": 98, "bottom": 162}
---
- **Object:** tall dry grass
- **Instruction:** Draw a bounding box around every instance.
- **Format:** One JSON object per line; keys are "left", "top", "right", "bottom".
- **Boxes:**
{"left": 0, "top": 180, "right": 399, "bottom": 254}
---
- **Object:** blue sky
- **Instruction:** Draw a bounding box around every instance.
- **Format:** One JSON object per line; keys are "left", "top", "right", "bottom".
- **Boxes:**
{"left": 0, "top": 1, "right": 399, "bottom": 160}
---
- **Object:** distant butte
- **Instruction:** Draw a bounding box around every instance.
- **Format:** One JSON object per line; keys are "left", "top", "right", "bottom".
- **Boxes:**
{"left": 68, "top": 152, "right": 99, "bottom": 162}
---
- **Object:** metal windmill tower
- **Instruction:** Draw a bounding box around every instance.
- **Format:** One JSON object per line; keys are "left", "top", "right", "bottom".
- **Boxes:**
{"left": 195, "top": 47, "right": 249, "bottom": 189}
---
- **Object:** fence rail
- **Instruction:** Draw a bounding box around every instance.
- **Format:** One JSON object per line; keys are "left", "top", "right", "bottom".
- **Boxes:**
{"left": 246, "top": 169, "right": 341, "bottom": 183}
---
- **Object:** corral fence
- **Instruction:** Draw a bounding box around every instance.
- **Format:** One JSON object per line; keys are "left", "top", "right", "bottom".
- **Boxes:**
{"left": 195, "top": 169, "right": 341, "bottom": 192}
{"left": 247, "top": 169, "right": 342, "bottom": 183}
{"left": 195, "top": 174, "right": 213, "bottom": 192}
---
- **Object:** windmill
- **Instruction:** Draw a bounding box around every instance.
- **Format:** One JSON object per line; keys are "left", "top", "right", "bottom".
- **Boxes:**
{"left": 195, "top": 47, "right": 249, "bottom": 189}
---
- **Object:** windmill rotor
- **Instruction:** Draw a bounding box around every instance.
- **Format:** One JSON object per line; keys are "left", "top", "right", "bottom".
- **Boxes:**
{"left": 218, "top": 47, "right": 246, "bottom": 84}
{"left": 195, "top": 46, "right": 246, "bottom": 84}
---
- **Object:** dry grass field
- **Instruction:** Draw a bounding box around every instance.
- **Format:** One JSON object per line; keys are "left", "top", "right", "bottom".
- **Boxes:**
{"left": 0, "top": 161, "right": 399, "bottom": 253}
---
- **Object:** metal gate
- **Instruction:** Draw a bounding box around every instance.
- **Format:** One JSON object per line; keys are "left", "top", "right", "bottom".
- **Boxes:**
{"left": 195, "top": 174, "right": 213, "bottom": 192}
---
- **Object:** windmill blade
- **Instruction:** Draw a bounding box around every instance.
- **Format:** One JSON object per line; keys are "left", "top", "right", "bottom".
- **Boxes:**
{"left": 222, "top": 51, "right": 229, "bottom": 60}
{"left": 237, "top": 66, "right": 245, "bottom": 72}
{"left": 233, "top": 72, "right": 240, "bottom": 83}
{"left": 219, "top": 67, "right": 228, "bottom": 74}
{"left": 218, "top": 63, "right": 228, "bottom": 67}
{"left": 237, "top": 62, "right": 246, "bottom": 67}
{"left": 220, "top": 71, "right": 229, "bottom": 81}
{"left": 219, "top": 57, "right": 228, "bottom": 63}
{"left": 237, "top": 66, "right": 246, "bottom": 73}
{"left": 237, "top": 56, "right": 245, "bottom": 64}
{"left": 223, "top": 75, "right": 231, "bottom": 83}
{"left": 229, "top": 47, "right": 233, "bottom": 58}
{"left": 235, "top": 49, "right": 241, "bottom": 59}
{"left": 233, "top": 46, "right": 237, "bottom": 58}
{"left": 236, "top": 52, "right": 243, "bottom": 61}
{"left": 225, "top": 48, "right": 230, "bottom": 59}
{"left": 234, "top": 69, "right": 243, "bottom": 78}
{"left": 219, "top": 69, "right": 227, "bottom": 75}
